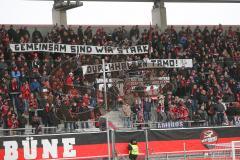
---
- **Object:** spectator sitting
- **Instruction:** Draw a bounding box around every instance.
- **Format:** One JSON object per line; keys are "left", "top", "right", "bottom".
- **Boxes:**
{"left": 30, "top": 78, "right": 41, "bottom": 95}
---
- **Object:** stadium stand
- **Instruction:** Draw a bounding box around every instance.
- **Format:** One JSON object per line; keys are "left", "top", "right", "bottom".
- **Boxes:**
{"left": 0, "top": 24, "right": 240, "bottom": 133}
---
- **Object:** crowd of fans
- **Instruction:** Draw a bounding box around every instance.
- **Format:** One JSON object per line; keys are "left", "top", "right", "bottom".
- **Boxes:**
{"left": 0, "top": 24, "right": 240, "bottom": 132}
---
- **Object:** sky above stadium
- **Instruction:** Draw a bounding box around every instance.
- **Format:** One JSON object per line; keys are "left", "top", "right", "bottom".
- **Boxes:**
{"left": 1, "top": 0, "right": 240, "bottom": 25}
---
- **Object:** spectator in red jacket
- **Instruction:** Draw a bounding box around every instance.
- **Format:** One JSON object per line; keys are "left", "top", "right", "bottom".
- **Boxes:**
{"left": 66, "top": 72, "right": 74, "bottom": 90}
{"left": 21, "top": 81, "right": 30, "bottom": 114}
{"left": 178, "top": 101, "right": 189, "bottom": 121}
{"left": 7, "top": 114, "right": 19, "bottom": 129}
{"left": 29, "top": 93, "right": 38, "bottom": 124}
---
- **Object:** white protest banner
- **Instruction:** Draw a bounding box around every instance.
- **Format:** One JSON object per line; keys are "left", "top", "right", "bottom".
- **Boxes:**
{"left": 9, "top": 43, "right": 149, "bottom": 55}
{"left": 126, "top": 77, "right": 170, "bottom": 86}
{"left": 96, "top": 78, "right": 124, "bottom": 84}
{"left": 82, "top": 59, "right": 193, "bottom": 75}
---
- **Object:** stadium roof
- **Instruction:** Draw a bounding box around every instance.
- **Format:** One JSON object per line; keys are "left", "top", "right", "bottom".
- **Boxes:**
{"left": 37, "top": 0, "right": 240, "bottom": 2}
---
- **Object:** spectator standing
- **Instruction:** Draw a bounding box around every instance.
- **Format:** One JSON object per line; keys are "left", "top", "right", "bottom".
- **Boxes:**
{"left": 214, "top": 98, "right": 226, "bottom": 125}
{"left": 122, "top": 102, "right": 131, "bottom": 128}
{"left": 42, "top": 103, "right": 54, "bottom": 133}
{"left": 21, "top": 81, "right": 30, "bottom": 114}
{"left": 79, "top": 102, "right": 90, "bottom": 129}
{"left": 143, "top": 97, "right": 152, "bottom": 122}
{"left": 29, "top": 93, "right": 38, "bottom": 124}
{"left": 206, "top": 101, "right": 216, "bottom": 126}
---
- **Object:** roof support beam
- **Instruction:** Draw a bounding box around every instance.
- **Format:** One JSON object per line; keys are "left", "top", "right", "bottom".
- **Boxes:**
{"left": 52, "top": 0, "right": 83, "bottom": 25}
{"left": 152, "top": 0, "right": 167, "bottom": 30}
{"left": 52, "top": 8, "right": 67, "bottom": 25}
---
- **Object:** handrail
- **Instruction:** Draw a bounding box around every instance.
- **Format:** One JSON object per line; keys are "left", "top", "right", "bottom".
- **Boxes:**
{"left": 0, "top": 126, "right": 56, "bottom": 131}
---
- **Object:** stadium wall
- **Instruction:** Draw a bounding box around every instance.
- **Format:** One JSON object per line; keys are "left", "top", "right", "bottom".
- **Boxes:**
{"left": 0, "top": 126, "right": 240, "bottom": 159}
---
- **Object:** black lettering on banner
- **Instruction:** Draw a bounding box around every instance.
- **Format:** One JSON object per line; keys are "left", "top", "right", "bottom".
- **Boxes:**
{"left": 125, "top": 48, "right": 129, "bottom": 54}
{"left": 92, "top": 66, "right": 98, "bottom": 73}
{"left": 157, "top": 60, "right": 162, "bottom": 67}
{"left": 115, "top": 63, "right": 121, "bottom": 70}
{"left": 107, "top": 47, "right": 113, "bottom": 54}
{"left": 98, "top": 65, "right": 102, "bottom": 73}
{"left": 117, "top": 48, "right": 123, "bottom": 54}
{"left": 95, "top": 46, "right": 104, "bottom": 53}
{"left": 15, "top": 44, "right": 20, "bottom": 51}
{"left": 137, "top": 46, "right": 143, "bottom": 53}
{"left": 38, "top": 43, "right": 42, "bottom": 51}
{"left": 42, "top": 43, "right": 48, "bottom": 51}
{"left": 87, "top": 46, "right": 92, "bottom": 53}
{"left": 109, "top": 63, "right": 115, "bottom": 71}
{"left": 49, "top": 43, "right": 53, "bottom": 51}
{"left": 34, "top": 43, "right": 38, "bottom": 51}
{"left": 60, "top": 44, "right": 66, "bottom": 52}
{"left": 71, "top": 46, "right": 76, "bottom": 53}
{"left": 87, "top": 66, "right": 92, "bottom": 74}
{"left": 143, "top": 45, "right": 148, "bottom": 53}
{"left": 130, "top": 46, "right": 136, "bottom": 54}
{"left": 79, "top": 46, "right": 86, "bottom": 53}
{"left": 121, "top": 62, "right": 127, "bottom": 70}
{"left": 54, "top": 44, "right": 59, "bottom": 52}
{"left": 104, "top": 64, "right": 109, "bottom": 72}
{"left": 175, "top": 59, "right": 178, "bottom": 67}
{"left": 10, "top": 43, "right": 152, "bottom": 55}
{"left": 169, "top": 60, "right": 175, "bottom": 67}
{"left": 26, "top": 43, "right": 33, "bottom": 51}
{"left": 162, "top": 60, "right": 169, "bottom": 67}
{"left": 151, "top": 59, "right": 156, "bottom": 67}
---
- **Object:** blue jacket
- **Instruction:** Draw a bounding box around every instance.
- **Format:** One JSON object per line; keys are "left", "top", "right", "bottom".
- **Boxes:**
{"left": 30, "top": 81, "right": 41, "bottom": 92}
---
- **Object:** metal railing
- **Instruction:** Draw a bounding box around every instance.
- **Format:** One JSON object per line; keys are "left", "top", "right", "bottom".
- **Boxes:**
{"left": 0, "top": 126, "right": 57, "bottom": 136}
